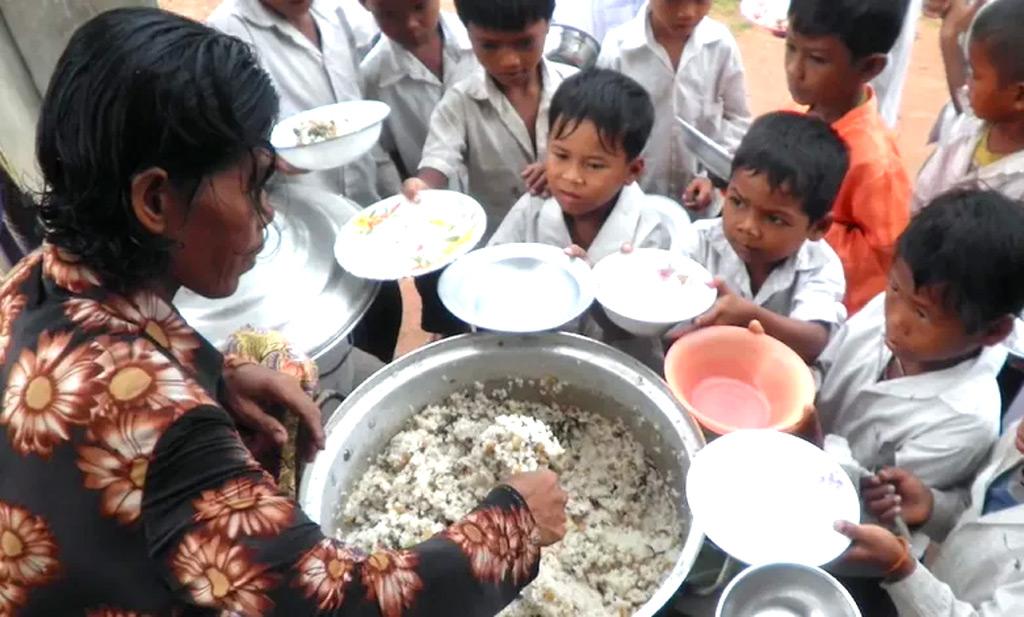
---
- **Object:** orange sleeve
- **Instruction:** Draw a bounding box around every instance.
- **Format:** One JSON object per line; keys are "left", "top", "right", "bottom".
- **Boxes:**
{"left": 826, "top": 158, "right": 911, "bottom": 314}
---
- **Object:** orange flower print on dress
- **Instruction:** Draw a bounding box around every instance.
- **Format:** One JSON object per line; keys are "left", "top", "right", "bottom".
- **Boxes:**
{"left": 0, "top": 578, "right": 26, "bottom": 617}
{"left": 42, "top": 243, "right": 101, "bottom": 294}
{"left": 498, "top": 507, "right": 540, "bottom": 585}
{"left": 444, "top": 509, "right": 510, "bottom": 584}
{"left": 0, "top": 503, "right": 59, "bottom": 586}
{"left": 1, "top": 331, "right": 102, "bottom": 456}
{"left": 0, "top": 292, "right": 27, "bottom": 366}
{"left": 65, "top": 291, "right": 200, "bottom": 367}
{"left": 0, "top": 251, "right": 41, "bottom": 299}
{"left": 76, "top": 410, "right": 176, "bottom": 524}
{"left": 192, "top": 478, "right": 294, "bottom": 539}
{"left": 91, "top": 338, "right": 212, "bottom": 420}
{"left": 171, "top": 532, "right": 275, "bottom": 616}
{"left": 295, "top": 539, "right": 363, "bottom": 611}
{"left": 362, "top": 550, "right": 423, "bottom": 617}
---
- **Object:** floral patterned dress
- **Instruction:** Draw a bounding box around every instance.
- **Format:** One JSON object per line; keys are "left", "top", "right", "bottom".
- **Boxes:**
{"left": 0, "top": 245, "right": 541, "bottom": 616}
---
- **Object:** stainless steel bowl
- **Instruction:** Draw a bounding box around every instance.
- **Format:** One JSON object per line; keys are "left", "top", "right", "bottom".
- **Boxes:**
{"left": 545, "top": 24, "right": 601, "bottom": 70}
{"left": 299, "top": 332, "right": 706, "bottom": 616}
{"left": 717, "top": 563, "right": 861, "bottom": 617}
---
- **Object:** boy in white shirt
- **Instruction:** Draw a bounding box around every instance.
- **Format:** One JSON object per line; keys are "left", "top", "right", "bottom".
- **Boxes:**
{"left": 817, "top": 190, "right": 1024, "bottom": 492}
{"left": 359, "top": 0, "right": 478, "bottom": 180}
{"left": 681, "top": 111, "right": 849, "bottom": 364}
{"left": 208, "top": 0, "right": 400, "bottom": 207}
{"left": 598, "top": 0, "right": 752, "bottom": 218}
{"left": 490, "top": 69, "right": 670, "bottom": 369}
{"left": 401, "top": 0, "right": 575, "bottom": 337}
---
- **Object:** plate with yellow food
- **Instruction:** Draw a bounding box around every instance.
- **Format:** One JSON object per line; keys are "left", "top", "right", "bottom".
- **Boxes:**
{"left": 333, "top": 190, "right": 487, "bottom": 281}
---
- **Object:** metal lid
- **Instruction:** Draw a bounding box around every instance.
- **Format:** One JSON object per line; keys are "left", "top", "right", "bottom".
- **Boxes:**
{"left": 175, "top": 183, "right": 379, "bottom": 358}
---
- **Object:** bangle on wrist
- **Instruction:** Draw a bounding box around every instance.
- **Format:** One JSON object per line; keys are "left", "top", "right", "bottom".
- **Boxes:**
{"left": 884, "top": 537, "right": 914, "bottom": 581}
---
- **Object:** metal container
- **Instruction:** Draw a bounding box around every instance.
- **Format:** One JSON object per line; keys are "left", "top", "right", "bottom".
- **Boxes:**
{"left": 299, "top": 332, "right": 706, "bottom": 616}
{"left": 717, "top": 563, "right": 861, "bottom": 617}
{"left": 545, "top": 24, "right": 601, "bottom": 70}
{"left": 175, "top": 183, "right": 378, "bottom": 382}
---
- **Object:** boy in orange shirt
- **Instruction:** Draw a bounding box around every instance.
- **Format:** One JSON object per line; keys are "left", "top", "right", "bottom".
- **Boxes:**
{"left": 786, "top": 0, "right": 912, "bottom": 314}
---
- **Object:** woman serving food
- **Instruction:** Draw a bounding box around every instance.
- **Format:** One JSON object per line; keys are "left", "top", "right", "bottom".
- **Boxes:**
{"left": 0, "top": 8, "right": 566, "bottom": 616}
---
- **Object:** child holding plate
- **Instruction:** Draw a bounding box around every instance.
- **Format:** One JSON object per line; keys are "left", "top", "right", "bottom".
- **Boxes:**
{"left": 489, "top": 68, "right": 672, "bottom": 370}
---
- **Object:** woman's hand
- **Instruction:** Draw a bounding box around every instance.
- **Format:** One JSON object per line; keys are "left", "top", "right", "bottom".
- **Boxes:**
{"left": 506, "top": 470, "right": 569, "bottom": 547}
{"left": 222, "top": 363, "right": 325, "bottom": 462}
{"left": 835, "top": 521, "right": 916, "bottom": 582}
{"left": 862, "top": 468, "right": 934, "bottom": 527}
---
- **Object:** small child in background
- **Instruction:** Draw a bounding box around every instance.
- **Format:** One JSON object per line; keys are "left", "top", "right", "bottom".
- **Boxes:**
{"left": 489, "top": 69, "right": 669, "bottom": 369}
{"left": 680, "top": 111, "right": 849, "bottom": 364}
{"left": 402, "top": 0, "right": 575, "bottom": 233}
{"left": 401, "top": 0, "right": 575, "bottom": 338}
{"left": 359, "top": 0, "right": 478, "bottom": 180}
{"left": 598, "top": 0, "right": 752, "bottom": 219}
{"left": 817, "top": 190, "right": 1024, "bottom": 493}
{"left": 914, "top": 0, "right": 1024, "bottom": 211}
{"left": 786, "top": 0, "right": 912, "bottom": 315}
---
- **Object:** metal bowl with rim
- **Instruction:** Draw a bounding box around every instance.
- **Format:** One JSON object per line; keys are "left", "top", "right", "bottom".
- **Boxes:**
{"left": 271, "top": 100, "right": 390, "bottom": 171}
{"left": 545, "top": 24, "right": 601, "bottom": 69}
{"left": 717, "top": 562, "right": 861, "bottom": 617}
{"left": 299, "top": 332, "right": 707, "bottom": 616}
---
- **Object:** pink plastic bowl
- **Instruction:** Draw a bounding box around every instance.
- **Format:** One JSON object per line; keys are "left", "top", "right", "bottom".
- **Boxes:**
{"left": 665, "top": 326, "right": 816, "bottom": 435}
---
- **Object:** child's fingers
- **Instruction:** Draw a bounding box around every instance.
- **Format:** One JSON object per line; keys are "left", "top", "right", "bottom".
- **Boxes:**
{"left": 863, "top": 483, "right": 897, "bottom": 502}
{"left": 746, "top": 319, "right": 765, "bottom": 335}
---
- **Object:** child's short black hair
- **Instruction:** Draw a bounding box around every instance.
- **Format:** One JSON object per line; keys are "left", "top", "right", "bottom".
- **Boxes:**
{"left": 789, "top": 0, "right": 909, "bottom": 59}
{"left": 898, "top": 190, "right": 1024, "bottom": 335}
{"left": 971, "top": 0, "right": 1024, "bottom": 84}
{"left": 730, "top": 111, "right": 849, "bottom": 223}
{"left": 454, "top": 0, "right": 555, "bottom": 31}
{"left": 548, "top": 69, "right": 654, "bottom": 161}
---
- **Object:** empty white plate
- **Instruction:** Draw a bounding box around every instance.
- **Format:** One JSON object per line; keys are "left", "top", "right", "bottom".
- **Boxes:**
{"left": 439, "top": 243, "right": 595, "bottom": 333}
{"left": 687, "top": 430, "right": 860, "bottom": 567}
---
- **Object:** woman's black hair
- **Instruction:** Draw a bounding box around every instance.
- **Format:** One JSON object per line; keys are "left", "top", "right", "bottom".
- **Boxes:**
{"left": 37, "top": 7, "right": 279, "bottom": 290}
{"left": 897, "top": 189, "right": 1024, "bottom": 335}
{"left": 731, "top": 111, "right": 850, "bottom": 223}
{"left": 788, "top": 0, "right": 909, "bottom": 59}
{"left": 970, "top": 0, "right": 1024, "bottom": 85}
{"left": 548, "top": 69, "right": 654, "bottom": 161}
{"left": 454, "top": 0, "right": 555, "bottom": 31}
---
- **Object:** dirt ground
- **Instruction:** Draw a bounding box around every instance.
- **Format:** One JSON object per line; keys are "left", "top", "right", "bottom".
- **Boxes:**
{"left": 160, "top": 0, "right": 948, "bottom": 355}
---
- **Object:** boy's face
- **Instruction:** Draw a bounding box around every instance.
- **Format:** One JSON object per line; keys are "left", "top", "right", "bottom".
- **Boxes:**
{"left": 722, "top": 169, "right": 830, "bottom": 272}
{"left": 362, "top": 0, "right": 441, "bottom": 49}
{"left": 784, "top": 30, "right": 875, "bottom": 111}
{"left": 260, "top": 0, "right": 313, "bottom": 20}
{"left": 648, "top": 0, "right": 712, "bottom": 40}
{"left": 967, "top": 40, "right": 1024, "bottom": 123}
{"left": 546, "top": 119, "right": 643, "bottom": 218}
{"left": 883, "top": 259, "right": 994, "bottom": 367}
{"left": 467, "top": 20, "right": 549, "bottom": 89}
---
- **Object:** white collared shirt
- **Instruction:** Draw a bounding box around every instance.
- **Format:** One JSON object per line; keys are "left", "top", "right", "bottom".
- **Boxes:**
{"left": 598, "top": 13, "right": 752, "bottom": 208}
{"left": 817, "top": 294, "right": 1000, "bottom": 489}
{"left": 360, "top": 13, "right": 478, "bottom": 179}
{"left": 208, "top": 0, "right": 400, "bottom": 207}
{"left": 680, "top": 219, "right": 848, "bottom": 327}
{"left": 551, "top": 0, "right": 646, "bottom": 43}
{"left": 418, "top": 59, "right": 577, "bottom": 238}
{"left": 488, "top": 182, "right": 672, "bottom": 370}
{"left": 883, "top": 422, "right": 1024, "bottom": 616}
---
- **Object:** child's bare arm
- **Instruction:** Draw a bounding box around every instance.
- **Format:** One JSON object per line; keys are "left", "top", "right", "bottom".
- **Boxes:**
{"left": 938, "top": 0, "right": 989, "bottom": 112}
{"left": 694, "top": 279, "right": 831, "bottom": 363}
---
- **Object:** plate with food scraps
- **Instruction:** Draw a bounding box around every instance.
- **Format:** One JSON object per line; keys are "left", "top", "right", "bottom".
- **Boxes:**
{"left": 740, "top": 0, "right": 790, "bottom": 37}
{"left": 687, "top": 430, "right": 861, "bottom": 567}
{"left": 593, "top": 249, "right": 717, "bottom": 337}
{"left": 271, "top": 100, "right": 390, "bottom": 171}
{"left": 334, "top": 190, "right": 486, "bottom": 281}
{"left": 439, "top": 243, "right": 596, "bottom": 333}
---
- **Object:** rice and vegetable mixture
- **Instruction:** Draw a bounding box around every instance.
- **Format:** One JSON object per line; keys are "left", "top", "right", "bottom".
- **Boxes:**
{"left": 336, "top": 384, "right": 683, "bottom": 617}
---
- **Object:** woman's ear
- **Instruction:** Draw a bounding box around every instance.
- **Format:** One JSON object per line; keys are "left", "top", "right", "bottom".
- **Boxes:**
{"left": 130, "top": 167, "right": 172, "bottom": 236}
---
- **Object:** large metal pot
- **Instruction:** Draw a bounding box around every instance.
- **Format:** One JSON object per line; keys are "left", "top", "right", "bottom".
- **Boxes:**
{"left": 300, "top": 332, "right": 706, "bottom": 616}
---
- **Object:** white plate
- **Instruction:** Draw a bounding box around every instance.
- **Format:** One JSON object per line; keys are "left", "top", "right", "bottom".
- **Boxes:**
{"left": 594, "top": 249, "right": 717, "bottom": 325}
{"left": 439, "top": 243, "right": 595, "bottom": 333}
{"left": 334, "top": 190, "right": 486, "bottom": 281}
{"left": 686, "top": 430, "right": 860, "bottom": 567}
{"left": 740, "top": 0, "right": 790, "bottom": 35}
{"left": 271, "top": 100, "right": 390, "bottom": 171}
